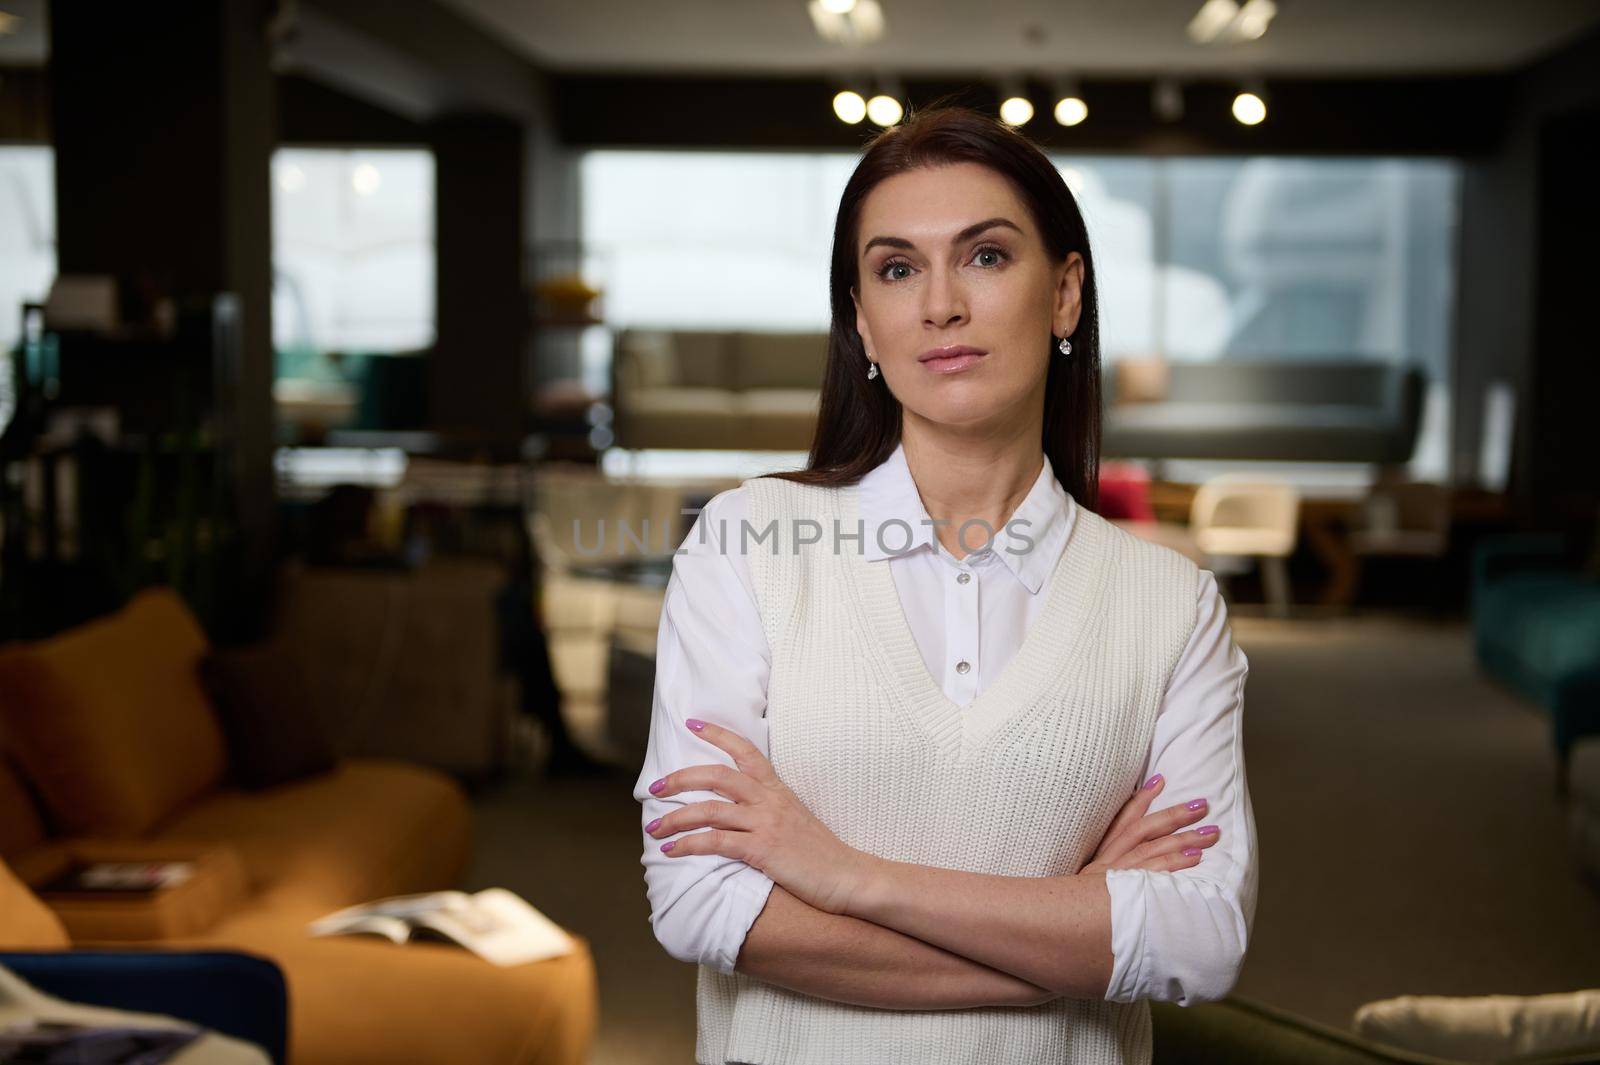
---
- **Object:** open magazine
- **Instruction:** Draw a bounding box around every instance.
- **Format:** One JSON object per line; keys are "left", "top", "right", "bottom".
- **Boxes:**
{"left": 307, "top": 888, "right": 577, "bottom": 966}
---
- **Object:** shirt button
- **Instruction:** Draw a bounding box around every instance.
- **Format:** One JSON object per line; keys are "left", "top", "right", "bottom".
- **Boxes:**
{"left": 956, "top": 571, "right": 971, "bottom": 584}
{"left": 955, "top": 660, "right": 971, "bottom": 675}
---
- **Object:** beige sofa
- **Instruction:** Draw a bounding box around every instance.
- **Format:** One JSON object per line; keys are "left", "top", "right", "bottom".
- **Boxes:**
{"left": 611, "top": 329, "right": 827, "bottom": 450}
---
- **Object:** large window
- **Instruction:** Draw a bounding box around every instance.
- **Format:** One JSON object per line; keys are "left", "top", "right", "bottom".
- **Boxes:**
{"left": 580, "top": 149, "right": 1460, "bottom": 476}
{"left": 580, "top": 150, "right": 857, "bottom": 330}
{"left": 271, "top": 147, "right": 435, "bottom": 376}
{"left": 0, "top": 146, "right": 56, "bottom": 353}
{"left": 579, "top": 150, "right": 1456, "bottom": 373}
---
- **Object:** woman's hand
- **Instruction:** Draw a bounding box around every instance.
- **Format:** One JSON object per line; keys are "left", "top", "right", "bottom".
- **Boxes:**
{"left": 1080, "top": 773, "right": 1220, "bottom": 877}
{"left": 645, "top": 718, "right": 876, "bottom": 916}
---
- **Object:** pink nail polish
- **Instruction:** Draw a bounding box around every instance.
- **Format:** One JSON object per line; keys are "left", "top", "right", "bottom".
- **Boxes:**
{"left": 1186, "top": 798, "right": 1206, "bottom": 811}
{"left": 1182, "top": 847, "right": 1202, "bottom": 858}
{"left": 646, "top": 818, "right": 662, "bottom": 832}
{"left": 686, "top": 718, "right": 705, "bottom": 731}
{"left": 1143, "top": 773, "right": 1162, "bottom": 790}
{"left": 1196, "top": 825, "right": 1219, "bottom": 836}
{"left": 649, "top": 779, "right": 664, "bottom": 794}
{"left": 661, "top": 840, "right": 675, "bottom": 852}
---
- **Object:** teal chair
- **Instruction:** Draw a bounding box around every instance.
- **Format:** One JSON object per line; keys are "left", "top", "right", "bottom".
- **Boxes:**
{"left": 1471, "top": 534, "right": 1600, "bottom": 795}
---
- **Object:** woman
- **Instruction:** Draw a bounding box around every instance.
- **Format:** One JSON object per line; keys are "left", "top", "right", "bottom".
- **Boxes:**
{"left": 634, "top": 105, "right": 1258, "bottom": 1065}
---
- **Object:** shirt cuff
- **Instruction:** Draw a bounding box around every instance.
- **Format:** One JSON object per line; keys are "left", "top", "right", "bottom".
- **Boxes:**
{"left": 1102, "top": 867, "right": 1150, "bottom": 1003}
{"left": 706, "top": 866, "right": 778, "bottom": 975}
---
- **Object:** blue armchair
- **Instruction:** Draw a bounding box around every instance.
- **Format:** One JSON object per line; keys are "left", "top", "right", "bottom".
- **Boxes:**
{"left": 0, "top": 949, "right": 287, "bottom": 1064}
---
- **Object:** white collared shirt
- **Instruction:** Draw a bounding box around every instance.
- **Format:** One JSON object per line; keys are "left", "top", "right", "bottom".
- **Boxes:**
{"left": 634, "top": 442, "right": 1258, "bottom": 1006}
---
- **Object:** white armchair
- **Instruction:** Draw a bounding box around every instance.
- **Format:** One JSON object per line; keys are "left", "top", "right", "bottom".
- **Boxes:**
{"left": 1190, "top": 473, "right": 1302, "bottom": 618}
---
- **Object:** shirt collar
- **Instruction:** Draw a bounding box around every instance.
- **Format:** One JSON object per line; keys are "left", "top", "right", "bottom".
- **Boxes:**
{"left": 856, "top": 441, "right": 1076, "bottom": 595}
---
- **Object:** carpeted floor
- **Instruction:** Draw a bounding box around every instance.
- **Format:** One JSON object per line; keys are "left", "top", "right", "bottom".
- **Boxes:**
{"left": 463, "top": 610, "right": 1600, "bottom": 1065}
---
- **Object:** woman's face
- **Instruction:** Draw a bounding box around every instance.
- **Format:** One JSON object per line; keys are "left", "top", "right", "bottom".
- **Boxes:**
{"left": 852, "top": 161, "right": 1083, "bottom": 431}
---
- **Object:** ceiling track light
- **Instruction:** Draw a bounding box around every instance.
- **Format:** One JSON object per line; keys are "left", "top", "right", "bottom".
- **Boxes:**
{"left": 866, "top": 74, "right": 905, "bottom": 127}
{"left": 808, "top": 0, "right": 886, "bottom": 47}
{"left": 1187, "top": 0, "right": 1277, "bottom": 46}
{"left": 832, "top": 85, "right": 868, "bottom": 125}
{"left": 1231, "top": 80, "right": 1268, "bottom": 125}
{"left": 1233, "top": 0, "right": 1278, "bottom": 41}
{"left": 1052, "top": 77, "right": 1088, "bottom": 127}
{"left": 997, "top": 75, "right": 1034, "bottom": 127}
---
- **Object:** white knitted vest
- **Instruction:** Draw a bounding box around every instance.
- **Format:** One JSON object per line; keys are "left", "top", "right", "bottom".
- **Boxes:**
{"left": 695, "top": 472, "right": 1201, "bottom": 1065}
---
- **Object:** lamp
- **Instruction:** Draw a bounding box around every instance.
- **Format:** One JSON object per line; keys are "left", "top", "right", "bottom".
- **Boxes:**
{"left": 1186, "top": 0, "right": 1277, "bottom": 45}
{"left": 1052, "top": 78, "right": 1087, "bottom": 127}
{"left": 807, "top": 0, "right": 886, "bottom": 46}
{"left": 1231, "top": 81, "right": 1267, "bottom": 125}
{"left": 998, "top": 76, "right": 1033, "bottom": 127}
{"left": 832, "top": 89, "right": 867, "bottom": 124}
{"left": 867, "top": 74, "right": 904, "bottom": 126}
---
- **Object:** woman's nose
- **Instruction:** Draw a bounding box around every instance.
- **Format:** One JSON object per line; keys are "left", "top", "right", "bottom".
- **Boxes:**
{"left": 921, "top": 269, "right": 968, "bottom": 327}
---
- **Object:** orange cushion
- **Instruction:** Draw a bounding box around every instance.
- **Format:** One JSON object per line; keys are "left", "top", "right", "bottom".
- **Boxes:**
{"left": 0, "top": 855, "right": 68, "bottom": 948}
{"left": 168, "top": 907, "right": 598, "bottom": 1065}
{"left": 0, "top": 752, "right": 49, "bottom": 859}
{"left": 149, "top": 758, "right": 470, "bottom": 911}
{"left": 0, "top": 588, "right": 228, "bottom": 836}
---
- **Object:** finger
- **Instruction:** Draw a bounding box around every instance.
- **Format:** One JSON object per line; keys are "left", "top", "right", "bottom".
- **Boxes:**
{"left": 647, "top": 798, "right": 754, "bottom": 838}
{"left": 1137, "top": 796, "right": 1210, "bottom": 842}
{"left": 1117, "top": 841, "right": 1206, "bottom": 874}
{"left": 652, "top": 764, "right": 763, "bottom": 804}
{"left": 1130, "top": 849, "right": 1204, "bottom": 873}
{"left": 659, "top": 827, "right": 747, "bottom": 861}
{"left": 1101, "top": 773, "right": 1166, "bottom": 853}
{"left": 1157, "top": 845, "right": 1207, "bottom": 872}
{"left": 685, "top": 719, "right": 778, "bottom": 785}
{"left": 1124, "top": 825, "right": 1220, "bottom": 865}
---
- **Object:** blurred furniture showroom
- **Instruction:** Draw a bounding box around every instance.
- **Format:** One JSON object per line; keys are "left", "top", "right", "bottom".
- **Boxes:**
{"left": 1, "top": 1, "right": 1599, "bottom": 1063}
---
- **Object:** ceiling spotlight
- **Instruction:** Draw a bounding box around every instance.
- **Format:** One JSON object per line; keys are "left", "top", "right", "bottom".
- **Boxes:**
{"left": 867, "top": 94, "right": 903, "bottom": 126}
{"left": 1231, "top": 90, "right": 1267, "bottom": 125}
{"left": 1187, "top": 0, "right": 1239, "bottom": 44}
{"left": 808, "top": 0, "right": 885, "bottom": 47}
{"left": 1187, "top": 0, "right": 1276, "bottom": 45}
{"left": 1152, "top": 79, "right": 1184, "bottom": 122}
{"left": 1234, "top": 0, "right": 1277, "bottom": 40}
{"left": 833, "top": 89, "right": 867, "bottom": 124}
{"left": 1054, "top": 96, "right": 1088, "bottom": 127}
{"left": 1000, "top": 96, "right": 1034, "bottom": 126}
{"left": 1052, "top": 78, "right": 1087, "bottom": 127}
{"left": 997, "top": 76, "right": 1034, "bottom": 126}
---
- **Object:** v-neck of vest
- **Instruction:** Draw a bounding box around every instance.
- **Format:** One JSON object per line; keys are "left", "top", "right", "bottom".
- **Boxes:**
{"left": 840, "top": 482, "right": 1113, "bottom": 761}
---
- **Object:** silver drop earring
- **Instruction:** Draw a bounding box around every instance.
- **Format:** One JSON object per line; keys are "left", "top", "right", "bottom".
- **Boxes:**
{"left": 866, "top": 353, "right": 879, "bottom": 380}
{"left": 1058, "top": 336, "right": 1072, "bottom": 357}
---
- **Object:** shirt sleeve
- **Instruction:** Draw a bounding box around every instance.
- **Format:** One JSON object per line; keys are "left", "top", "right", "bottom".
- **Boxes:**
{"left": 633, "top": 485, "right": 779, "bottom": 974}
{"left": 1102, "top": 568, "right": 1258, "bottom": 1006}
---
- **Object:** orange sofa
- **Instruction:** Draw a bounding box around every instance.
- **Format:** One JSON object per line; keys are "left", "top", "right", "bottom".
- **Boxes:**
{"left": 0, "top": 588, "right": 597, "bottom": 1065}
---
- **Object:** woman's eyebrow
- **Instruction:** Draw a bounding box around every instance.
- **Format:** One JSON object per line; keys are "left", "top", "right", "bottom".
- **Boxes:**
{"left": 862, "top": 217, "right": 1023, "bottom": 255}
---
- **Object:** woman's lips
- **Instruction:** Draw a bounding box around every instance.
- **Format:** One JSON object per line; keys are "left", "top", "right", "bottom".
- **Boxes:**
{"left": 920, "top": 350, "right": 987, "bottom": 374}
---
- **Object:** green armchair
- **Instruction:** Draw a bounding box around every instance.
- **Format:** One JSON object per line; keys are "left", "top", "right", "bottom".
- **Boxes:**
{"left": 1152, "top": 995, "right": 1600, "bottom": 1065}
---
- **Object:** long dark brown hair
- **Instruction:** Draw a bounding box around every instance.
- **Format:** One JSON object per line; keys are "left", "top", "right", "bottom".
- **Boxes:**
{"left": 770, "top": 102, "right": 1102, "bottom": 513}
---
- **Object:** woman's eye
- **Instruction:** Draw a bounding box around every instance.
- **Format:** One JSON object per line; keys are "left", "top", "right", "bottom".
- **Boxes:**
{"left": 876, "top": 246, "right": 1006, "bottom": 282}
